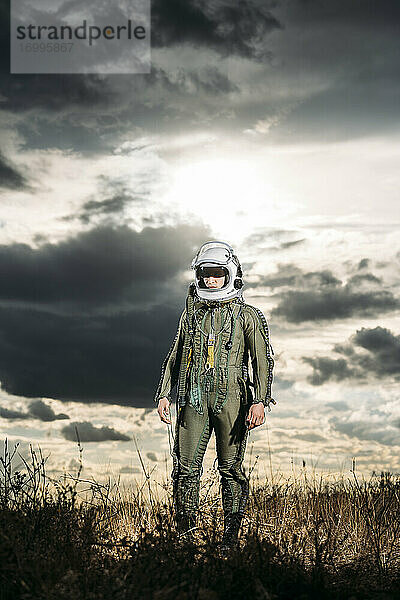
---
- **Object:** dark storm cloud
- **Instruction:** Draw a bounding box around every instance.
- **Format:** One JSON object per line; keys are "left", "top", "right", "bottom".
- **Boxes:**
{"left": 144, "top": 66, "right": 239, "bottom": 99}
{"left": 253, "top": 263, "right": 399, "bottom": 323}
{"left": 253, "top": 272, "right": 297, "bottom": 289}
{"left": 12, "top": 63, "right": 238, "bottom": 152}
{"left": 303, "top": 326, "right": 400, "bottom": 385}
{"left": 249, "top": 263, "right": 340, "bottom": 292}
{"left": 61, "top": 421, "right": 131, "bottom": 442}
{"left": 352, "top": 327, "right": 400, "bottom": 376}
{"left": 1, "top": 0, "right": 399, "bottom": 151}
{"left": 348, "top": 273, "right": 383, "bottom": 286}
{"left": 76, "top": 197, "right": 129, "bottom": 224}
{"left": 0, "top": 223, "right": 207, "bottom": 305}
{"left": 62, "top": 182, "right": 148, "bottom": 225}
{"left": 242, "top": 230, "right": 307, "bottom": 254}
{"left": 358, "top": 259, "right": 370, "bottom": 270}
{"left": 152, "top": 0, "right": 281, "bottom": 59}
{"left": 0, "top": 0, "right": 277, "bottom": 153}
{"left": 280, "top": 239, "right": 306, "bottom": 249}
{"left": 8, "top": 65, "right": 240, "bottom": 154}
{"left": 0, "top": 406, "right": 30, "bottom": 420}
{"left": 278, "top": 76, "right": 400, "bottom": 143}
{"left": 0, "top": 303, "right": 184, "bottom": 405}
{"left": 0, "top": 4, "right": 125, "bottom": 156}
{"left": 266, "top": 0, "right": 400, "bottom": 142}
{"left": 273, "top": 288, "right": 399, "bottom": 323}
{"left": 273, "top": 376, "right": 294, "bottom": 391}
{"left": 0, "top": 152, "right": 28, "bottom": 190}
{"left": 0, "top": 74, "right": 112, "bottom": 114}
{"left": 0, "top": 400, "right": 69, "bottom": 421}
{"left": 0, "top": 0, "right": 112, "bottom": 113}
{"left": 163, "top": 66, "right": 239, "bottom": 95}
{"left": 28, "top": 399, "right": 69, "bottom": 421}
{"left": 303, "top": 357, "right": 358, "bottom": 386}
{"left": 0, "top": 0, "right": 124, "bottom": 154}
{"left": 330, "top": 416, "right": 400, "bottom": 447}
{"left": 0, "top": 223, "right": 209, "bottom": 406}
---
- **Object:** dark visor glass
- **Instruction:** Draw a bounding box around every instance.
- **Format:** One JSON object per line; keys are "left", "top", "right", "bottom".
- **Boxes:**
{"left": 197, "top": 266, "right": 227, "bottom": 278}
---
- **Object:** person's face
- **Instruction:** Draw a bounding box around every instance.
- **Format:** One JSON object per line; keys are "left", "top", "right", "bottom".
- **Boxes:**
{"left": 198, "top": 266, "right": 226, "bottom": 289}
{"left": 204, "top": 275, "right": 225, "bottom": 289}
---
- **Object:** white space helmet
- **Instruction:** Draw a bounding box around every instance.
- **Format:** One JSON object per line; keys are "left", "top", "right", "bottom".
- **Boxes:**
{"left": 191, "top": 241, "right": 244, "bottom": 302}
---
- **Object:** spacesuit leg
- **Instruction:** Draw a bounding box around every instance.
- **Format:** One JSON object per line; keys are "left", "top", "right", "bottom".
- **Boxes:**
{"left": 172, "top": 402, "right": 213, "bottom": 534}
{"left": 213, "top": 392, "right": 249, "bottom": 548}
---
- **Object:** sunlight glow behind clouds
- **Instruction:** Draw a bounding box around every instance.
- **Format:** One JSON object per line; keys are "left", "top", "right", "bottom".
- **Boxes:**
{"left": 162, "top": 156, "right": 297, "bottom": 243}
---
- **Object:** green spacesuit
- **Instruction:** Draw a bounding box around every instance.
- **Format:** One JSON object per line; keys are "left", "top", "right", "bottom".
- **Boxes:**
{"left": 154, "top": 281, "right": 275, "bottom": 546}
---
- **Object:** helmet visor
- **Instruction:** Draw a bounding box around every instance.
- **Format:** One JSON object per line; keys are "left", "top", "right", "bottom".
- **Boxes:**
{"left": 197, "top": 266, "right": 227, "bottom": 279}
{"left": 196, "top": 265, "right": 229, "bottom": 289}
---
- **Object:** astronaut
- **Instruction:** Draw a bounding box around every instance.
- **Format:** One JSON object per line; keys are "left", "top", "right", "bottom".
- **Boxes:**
{"left": 154, "top": 241, "right": 275, "bottom": 554}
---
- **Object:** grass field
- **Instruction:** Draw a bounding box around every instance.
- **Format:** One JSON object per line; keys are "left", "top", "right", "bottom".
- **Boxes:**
{"left": 0, "top": 437, "right": 399, "bottom": 600}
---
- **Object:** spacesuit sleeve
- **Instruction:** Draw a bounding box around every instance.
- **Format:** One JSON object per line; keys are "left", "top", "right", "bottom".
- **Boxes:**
{"left": 243, "top": 306, "right": 275, "bottom": 409}
{"left": 154, "top": 309, "right": 186, "bottom": 404}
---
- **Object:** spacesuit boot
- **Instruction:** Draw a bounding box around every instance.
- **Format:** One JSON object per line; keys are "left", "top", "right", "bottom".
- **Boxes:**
{"left": 175, "top": 512, "right": 197, "bottom": 540}
{"left": 172, "top": 468, "right": 199, "bottom": 542}
{"left": 220, "top": 512, "right": 243, "bottom": 557}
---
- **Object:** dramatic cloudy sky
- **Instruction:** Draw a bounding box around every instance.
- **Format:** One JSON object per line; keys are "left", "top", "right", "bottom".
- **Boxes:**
{"left": 0, "top": 0, "right": 399, "bottom": 483}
